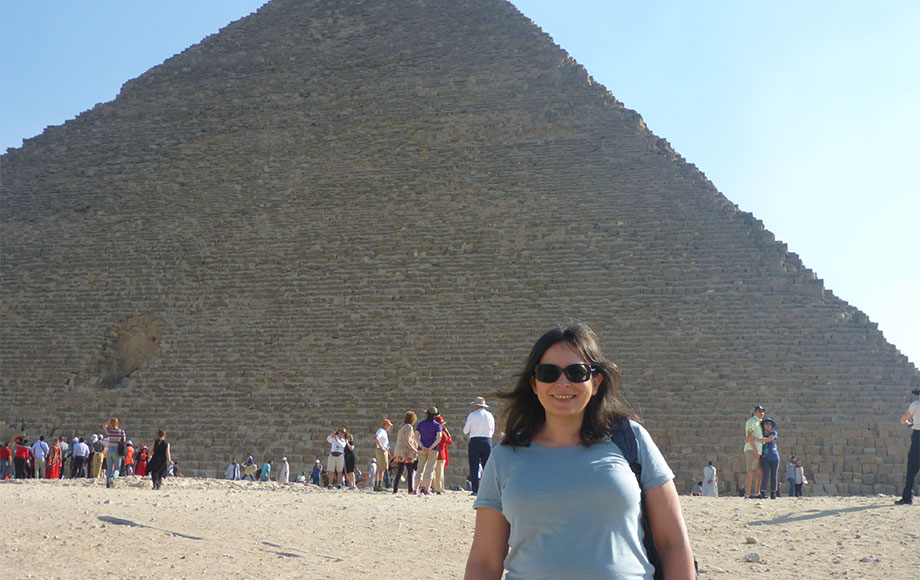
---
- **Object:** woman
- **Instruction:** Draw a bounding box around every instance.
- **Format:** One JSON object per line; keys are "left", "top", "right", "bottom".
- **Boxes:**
{"left": 465, "top": 323, "right": 695, "bottom": 580}
{"left": 147, "top": 430, "right": 172, "bottom": 490}
{"left": 758, "top": 417, "right": 780, "bottom": 499}
{"left": 343, "top": 432, "right": 358, "bottom": 490}
{"left": 45, "top": 438, "right": 63, "bottom": 479}
{"left": 392, "top": 411, "right": 419, "bottom": 494}
{"left": 433, "top": 414, "right": 452, "bottom": 494}
{"left": 103, "top": 418, "right": 126, "bottom": 488}
{"left": 0, "top": 441, "right": 11, "bottom": 480}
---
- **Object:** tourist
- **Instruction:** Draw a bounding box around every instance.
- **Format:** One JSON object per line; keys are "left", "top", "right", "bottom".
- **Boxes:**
{"left": 30, "top": 435, "right": 49, "bottom": 478}
{"left": 243, "top": 454, "right": 257, "bottom": 481}
{"left": 464, "top": 323, "right": 695, "bottom": 579}
{"left": 463, "top": 396, "right": 495, "bottom": 495}
{"left": 758, "top": 417, "right": 780, "bottom": 499}
{"left": 135, "top": 445, "right": 149, "bottom": 477}
{"left": 89, "top": 435, "right": 105, "bottom": 479}
{"left": 433, "top": 414, "right": 453, "bottom": 494}
{"left": 0, "top": 441, "right": 10, "bottom": 480}
{"left": 793, "top": 459, "right": 807, "bottom": 497}
{"left": 373, "top": 419, "right": 392, "bottom": 491}
{"left": 225, "top": 458, "right": 241, "bottom": 480}
{"left": 121, "top": 441, "right": 135, "bottom": 476}
{"left": 702, "top": 460, "right": 718, "bottom": 497}
{"left": 415, "top": 406, "right": 443, "bottom": 495}
{"left": 259, "top": 459, "right": 273, "bottom": 482}
{"left": 785, "top": 455, "right": 797, "bottom": 496}
{"left": 14, "top": 436, "right": 31, "bottom": 479}
{"left": 690, "top": 481, "right": 702, "bottom": 496}
{"left": 743, "top": 404, "right": 765, "bottom": 498}
{"left": 148, "top": 430, "right": 172, "bottom": 490}
{"left": 326, "top": 430, "right": 347, "bottom": 489}
{"left": 367, "top": 457, "right": 377, "bottom": 488}
{"left": 392, "top": 411, "right": 419, "bottom": 495}
{"left": 71, "top": 438, "right": 89, "bottom": 478}
{"left": 103, "top": 418, "right": 126, "bottom": 488}
{"left": 58, "top": 438, "right": 69, "bottom": 479}
{"left": 311, "top": 459, "right": 323, "bottom": 486}
{"left": 45, "top": 438, "right": 62, "bottom": 479}
{"left": 895, "top": 387, "right": 920, "bottom": 505}
{"left": 343, "top": 433, "right": 357, "bottom": 489}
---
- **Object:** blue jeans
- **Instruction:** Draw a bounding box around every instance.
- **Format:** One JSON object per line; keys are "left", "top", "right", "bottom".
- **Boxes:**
{"left": 106, "top": 444, "right": 122, "bottom": 483}
{"left": 468, "top": 437, "right": 492, "bottom": 493}
{"left": 0, "top": 459, "right": 9, "bottom": 479}
{"left": 760, "top": 458, "right": 779, "bottom": 493}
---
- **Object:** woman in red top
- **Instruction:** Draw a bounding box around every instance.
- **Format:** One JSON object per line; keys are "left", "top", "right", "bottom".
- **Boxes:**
{"left": 46, "top": 438, "right": 63, "bottom": 479}
{"left": 433, "top": 414, "right": 453, "bottom": 494}
{"left": 0, "top": 442, "right": 12, "bottom": 480}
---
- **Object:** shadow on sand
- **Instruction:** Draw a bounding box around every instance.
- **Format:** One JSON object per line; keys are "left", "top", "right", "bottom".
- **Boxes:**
{"left": 98, "top": 515, "right": 205, "bottom": 540}
{"left": 747, "top": 503, "right": 890, "bottom": 526}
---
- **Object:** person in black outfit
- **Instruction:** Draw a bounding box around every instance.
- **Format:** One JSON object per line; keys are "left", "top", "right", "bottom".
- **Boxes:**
{"left": 148, "top": 429, "right": 172, "bottom": 490}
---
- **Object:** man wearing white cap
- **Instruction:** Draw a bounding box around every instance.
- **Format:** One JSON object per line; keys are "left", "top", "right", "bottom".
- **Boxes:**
{"left": 895, "top": 387, "right": 920, "bottom": 505}
{"left": 280, "top": 457, "right": 290, "bottom": 484}
{"left": 463, "top": 396, "right": 495, "bottom": 495}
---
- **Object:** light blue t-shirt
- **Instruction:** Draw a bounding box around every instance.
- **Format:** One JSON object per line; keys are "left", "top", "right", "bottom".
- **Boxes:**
{"left": 474, "top": 421, "right": 673, "bottom": 580}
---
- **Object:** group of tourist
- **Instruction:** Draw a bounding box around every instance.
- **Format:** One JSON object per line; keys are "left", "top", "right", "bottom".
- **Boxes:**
{"left": 0, "top": 418, "right": 176, "bottom": 491}
{"left": 219, "top": 396, "right": 497, "bottom": 497}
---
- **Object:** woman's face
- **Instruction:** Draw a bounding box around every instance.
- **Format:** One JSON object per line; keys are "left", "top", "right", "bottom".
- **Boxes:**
{"left": 764, "top": 422, "right": 774, "bottom": 433}
{"left": 531, "top": 342, "right": 602, "bottom": 422}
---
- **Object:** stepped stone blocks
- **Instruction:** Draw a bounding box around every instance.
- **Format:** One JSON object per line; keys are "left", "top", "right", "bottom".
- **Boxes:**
{"left": 1, "top": 0, "right": 917, "bottom": 494}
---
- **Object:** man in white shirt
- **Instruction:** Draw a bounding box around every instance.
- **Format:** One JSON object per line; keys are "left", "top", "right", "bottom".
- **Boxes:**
{"left": 463, "top": 396, "right": 495, "bottom": 495}
{"left": 30, "top": 436, "right": 49, "bottom": 478}
{"left": 896, "top": 387, "right": 920, "bottom": 505}
{"left": 373, "top": 419, "right": 392, "bottom": 491}
{"left": 326, "top": 430, "right": 347, "bottom": 488}
{"left": 71, "top": 438, "right": 89, "bottom": 478}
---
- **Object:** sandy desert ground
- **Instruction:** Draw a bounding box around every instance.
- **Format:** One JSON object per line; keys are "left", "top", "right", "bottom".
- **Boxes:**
{"left": 1, "top": 477, "right": 917, "bottom": 579}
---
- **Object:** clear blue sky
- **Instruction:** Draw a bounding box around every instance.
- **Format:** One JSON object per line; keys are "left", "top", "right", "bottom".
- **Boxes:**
{"left": 2, "top": 1, "right": 917, "bottom": 366}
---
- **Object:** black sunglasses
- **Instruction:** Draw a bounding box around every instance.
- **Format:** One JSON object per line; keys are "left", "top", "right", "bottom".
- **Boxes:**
{"left": 534, "top": 363, "right": 596, "bottom": 383}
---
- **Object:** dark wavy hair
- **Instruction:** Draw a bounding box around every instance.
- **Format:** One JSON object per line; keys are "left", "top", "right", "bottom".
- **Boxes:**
{"left": 499, "top": 322, "right": 634, "bottom": 448}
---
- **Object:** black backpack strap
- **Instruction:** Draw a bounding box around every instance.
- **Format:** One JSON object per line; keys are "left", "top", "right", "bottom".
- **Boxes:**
{"left": 609, "top": 418, "right": 664, "bottom": 580}
{"left": 609, "top": 417, "right": 641, "bottom": 478}
{"left": 610, "top": 419, "right": 700, "bottom": 580}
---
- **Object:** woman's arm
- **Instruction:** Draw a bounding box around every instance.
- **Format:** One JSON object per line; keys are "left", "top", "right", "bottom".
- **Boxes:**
{"left": 645, "top": 480, "right": 696, "bottom": 580}
{"left": 464, "top": 507, "right": 509, "bottom": 580}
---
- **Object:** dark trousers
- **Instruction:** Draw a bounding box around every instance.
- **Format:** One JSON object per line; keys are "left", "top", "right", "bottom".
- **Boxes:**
{"left": 13, "top": 457, "right": 27, "bottom": 479}
{"left": 71, "top": 456, "right": 86, "bottom": 478}
{"left": 794, "top": 483, "right": 803, "bottom": 496}
{"left": 901, "top": 429, "right": 920, "bottom": 502}
{"left": 392, "top": 462, "right": 415, "bottom": 493}
{"left": 151, "top": 469, "right": 165, "bottom": 490}
{"left": 468, "top": 437, "right": 492, "bottom": 493}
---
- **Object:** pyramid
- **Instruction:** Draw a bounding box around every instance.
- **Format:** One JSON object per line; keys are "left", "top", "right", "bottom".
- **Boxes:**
{"left": 2, "top": 0, "right": 916, "bottom": 494}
